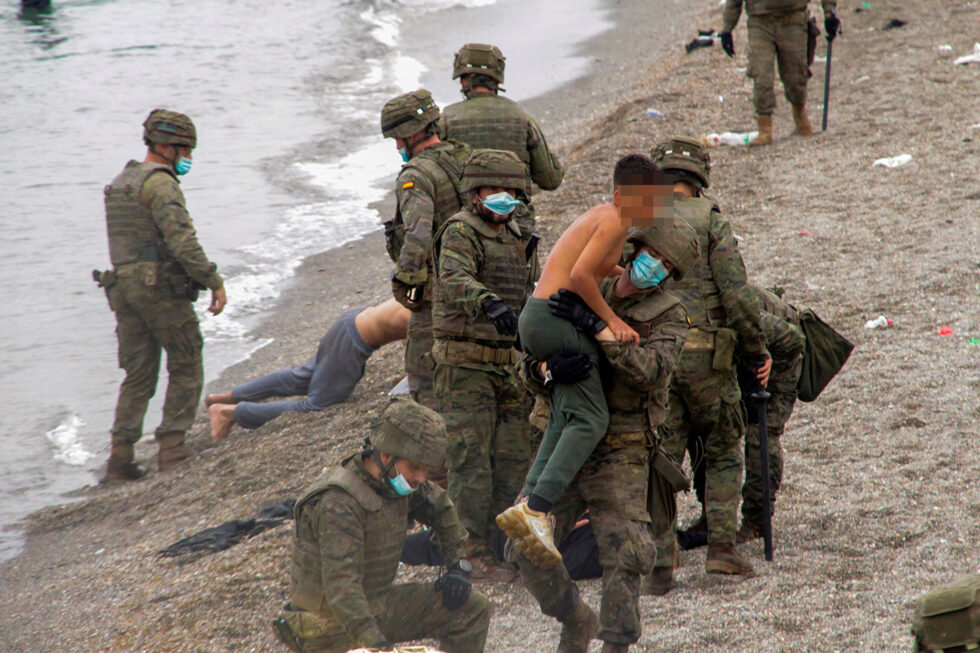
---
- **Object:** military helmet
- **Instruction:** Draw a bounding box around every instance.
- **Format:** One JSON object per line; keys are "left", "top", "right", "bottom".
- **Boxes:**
{"left": 380, "top": 89, "right": 440, "bottom": 139}
{"left": 143, "top": 109, "right": 196, "bottom": 149}
{"left": 627, "top": 218, "right": 700, "bottom": 282}
{"left": 370, "top": 397, "right": 447, "bottom": 471}
{"left": 650, "top": 136, "right": 711, "bottom": 189}
{"left": 453, "top": 43, "right": 506, "bottom": 83}
{"left": 460, "top": 149, "right": 527, "bottom": 194}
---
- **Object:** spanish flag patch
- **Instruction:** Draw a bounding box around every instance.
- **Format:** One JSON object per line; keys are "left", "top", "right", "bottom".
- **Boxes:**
{"left": 402, "top": 181, "right": 414, "bottom": 190}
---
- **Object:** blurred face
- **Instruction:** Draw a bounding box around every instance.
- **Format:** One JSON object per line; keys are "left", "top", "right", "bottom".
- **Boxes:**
{"left": 614, "top": 184, "right": 672, "bottom": 225}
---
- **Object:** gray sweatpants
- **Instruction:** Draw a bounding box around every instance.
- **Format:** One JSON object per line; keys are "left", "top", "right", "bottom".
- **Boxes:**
{"left": 232, "top": 307, "right": 375, "bottom": 429}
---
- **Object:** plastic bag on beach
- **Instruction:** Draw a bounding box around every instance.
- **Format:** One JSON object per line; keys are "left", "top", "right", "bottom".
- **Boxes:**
{"left": 954, "top": 43, "right": 980, "bottom": 65}
{"left": 873, "top": 154, "right": 912, "bottom": 168}
{"left": 159, "top": 499, "right": 295, "bottom": 557}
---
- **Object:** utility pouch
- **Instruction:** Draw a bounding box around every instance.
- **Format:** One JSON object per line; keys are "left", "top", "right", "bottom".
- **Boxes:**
{"left": 136, "top": 261, "right": 158, "bottom": 287}
{"left": 912, "top": 574, "right": 980, "bottom": 652}
{"left": 651, "top": 449, "right": 690, "bottom": 493}
{"left": 711, "top": 328, "right": 737, "bottom": 371}
{"left": 806, "top": 16, "right": 820, "bottom": 68}
{"left": 93, "top": 269, "right": 116, "bottom": 311}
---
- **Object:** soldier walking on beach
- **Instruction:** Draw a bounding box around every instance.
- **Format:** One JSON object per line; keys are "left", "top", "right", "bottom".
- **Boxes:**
{"left": 649, "top": 136, "right": 770, "bottom": 584}
{"left": 381, "top": 89, "right": 472, "bottom": 409}
{"left": 718, "top": 0, "right": 841, "bottom": 145}
{"left": 516, "top": 220, "right": 698, "bottom": 653}
{"left": 431, "top": 149, "right": 534, "bottom": 582}
{"left": 272, "top": 398, "right": 490, "bottom": 653}
{"left": 99, "top": 109, "right": 226, "bottom": 481}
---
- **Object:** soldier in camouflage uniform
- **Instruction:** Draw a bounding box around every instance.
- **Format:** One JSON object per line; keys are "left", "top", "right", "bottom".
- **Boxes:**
{"left": 515, "top": 220, "right": 698, "bottom": 653}
{"left": 100, "top": 109, "right": 226, "bottom": 481}
{"left": 439, "top": 43, "right": 565, "bottom": 284}
{"left": 381, "top": 89, "right": 472, "bottom": 409}
{"left": 649, "top": 136, "right": 770, "bottom": 582}
{"left": 432, "top": 149, "right": 534, "bottom": 582}
{"left": 272, "top": 398, "right": 490, "bottom": 653}
{"left": 736, "top": 284, "right": 804, "bottom": 541}
{"left": 719, "top": 0, "right": 840, "bottom": 144}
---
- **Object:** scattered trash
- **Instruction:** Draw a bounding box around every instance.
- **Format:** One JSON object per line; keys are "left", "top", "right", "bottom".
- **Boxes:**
{"left": 853, "top": 75, "right": 871, "bottom": 84}
{"left": 865, "top": 315, "right": 893, "bottom": 329}
{"left": 702, "top": 131, "right": 759, "bottom": 146}
{"left": 954, "top": 43, "right": 980, "bottom": 65}
{"left": 698, "top": 28, "right": 715, "bottom": 37}
{"left": 873, "top": 153, "right": 913, "bottom": 168}
{"left": 937, "top": 44, "right": 954, "bottom": 58}
{"left": 970, "top": 123, "right": 980, "bottom": 130}
{"left": 686, "top": 37, "right": 714, "bottom": 53}
{"left": 798, "top": 231, "right": 813, "bottom": 237}
{"left": 938, "top": 326, "right": 954, "bottom": 336}
{"left": 718, "top": 95, "right": 724, "bottom": 103}
{"left": 968, "top": 338, "right": 980, "bottom": 344}
{"left": 645, "top": 108, "right": 664, "bottom": 118}
{"left": 883, "top": 18, "right": 907, "bottom": 30}
{"left": 815, "top": 55, "right": 827, "bottom": 63}
{"left": 735, "top": 67, "right": 746, "bottom": 73}
{"left": 805, "top": 280, "right": 823, "bottom": 290}
{"left": 855, "top": 2, "right": 871, "bottom": 12}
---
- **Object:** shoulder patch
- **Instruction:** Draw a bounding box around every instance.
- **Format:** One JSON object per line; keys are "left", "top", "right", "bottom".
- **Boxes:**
{"left": 402, "top": 181, "right": 414, "bottom": 190}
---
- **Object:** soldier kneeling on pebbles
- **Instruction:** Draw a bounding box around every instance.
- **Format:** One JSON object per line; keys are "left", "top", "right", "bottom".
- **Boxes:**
{"left": 272, "top": 398, "right": 490, "bottom": 653}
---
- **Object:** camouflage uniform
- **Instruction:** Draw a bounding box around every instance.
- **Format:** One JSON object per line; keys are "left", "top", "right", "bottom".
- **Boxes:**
{"left": 656, "top": 193, "right": 768, "bottom": 561}
{"left": 432, "top": 152, "right": 533, "bottom": 545}
{"left": 739, "top": 284, "right": 804, "bottom": 527}
{"left": 275, "top": 401, "right": 490, "bottom": 653}
{"left": 103, "top": 113, "right": 222, "bottom": 475}
{"left": 722, "top": 0, "right": 837, "bottom": 115}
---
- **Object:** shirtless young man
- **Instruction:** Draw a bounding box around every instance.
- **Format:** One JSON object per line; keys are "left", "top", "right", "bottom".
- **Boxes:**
{"left": 497, "top": 155, "right": 670, "bottom": 567}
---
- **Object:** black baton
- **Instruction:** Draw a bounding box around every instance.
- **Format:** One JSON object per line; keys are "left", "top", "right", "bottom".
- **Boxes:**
{"left": 750, "top": 385, "right": 773, "bottom": 561}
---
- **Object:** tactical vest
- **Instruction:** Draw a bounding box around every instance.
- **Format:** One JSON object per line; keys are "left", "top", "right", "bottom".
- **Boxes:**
{"left": 104, "top": 161, "right": 177, "bottom": 266}
{"left": 753, "top": 284, "right": 800, "bottom": 325}
{"left": 667, "top": 197, "right": 726, "bottom": 329}
{"left": 432, "top": 211, "right": 526, "bottom": 344}
{"left": 441, "top": 95, "right": 532, "bottom": 170}
{"left": 288, "top": 461, "right": 408, "bottom": 623}
{"left": 605, "top": 288, "right": 682, "bottom": 432}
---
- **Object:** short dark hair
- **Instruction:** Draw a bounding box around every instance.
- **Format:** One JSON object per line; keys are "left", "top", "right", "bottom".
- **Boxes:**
{"left": 613, "top": 154, "right": 664, "bottom": 187}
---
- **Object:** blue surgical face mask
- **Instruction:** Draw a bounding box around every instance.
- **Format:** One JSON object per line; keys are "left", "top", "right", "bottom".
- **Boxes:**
{"left": 629, "top": 250, "right": 670, "bottom": 289}
{"left": 398, "top": 147, "right": 411, "bottom": 163}
{"left": 175, "top": 156, "right": 193, "bottom": 176}
{"left": 482, "top": 191, "right": 521, "bottom": 216}
{"left": 388, "top": 470, "right": 414, "bottom": 496}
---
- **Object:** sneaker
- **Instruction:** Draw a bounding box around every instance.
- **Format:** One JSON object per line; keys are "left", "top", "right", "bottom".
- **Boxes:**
{"left": 495, "top": 503, "right": 562, "bottom": 568}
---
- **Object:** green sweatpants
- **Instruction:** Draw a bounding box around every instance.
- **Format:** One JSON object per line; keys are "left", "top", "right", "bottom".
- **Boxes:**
{"left": 518, "top": 297, "right": 608, "bottom": 504}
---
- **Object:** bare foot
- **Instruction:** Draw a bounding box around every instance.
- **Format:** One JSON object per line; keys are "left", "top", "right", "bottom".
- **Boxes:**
{"left": 209, "top": 404, "right": 236, "bottom": 441}
{"left": 205, "top": 392, "right": 234, "bottom": 407}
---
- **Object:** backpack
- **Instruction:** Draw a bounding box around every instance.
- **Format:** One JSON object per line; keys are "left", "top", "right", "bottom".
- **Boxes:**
{"left": 796, "top": 309, "right": 854, "bottom": 402}
{"left": 911, "top": 574, "right": 980, "bottom": 651}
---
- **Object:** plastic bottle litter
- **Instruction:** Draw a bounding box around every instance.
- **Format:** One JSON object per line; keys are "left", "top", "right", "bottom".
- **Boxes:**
{"left": 937, "top": 44, "right": 953, "bottom": 58}
{"left": 853, "top": 75, "right": 871, "bottom": 84}
{"left": 938, "top": 326, "right": 953, "bottom": 336}
{"left": 645, "top": 108, "right": 664, "bottom": 118}
{"left": 865, "top": 315, "right": 893, "bottom": 329}
{"left": 954, "top": 43, "right": 980, "bottom": 65}
{"left": 968, "top": 338, "right": 980, "bottom": 344}
{"left": 702, "top": 131, "right": 759, "bottom": 147}
{"left": 873, "top": 154, "right": 912, "bottom": 168}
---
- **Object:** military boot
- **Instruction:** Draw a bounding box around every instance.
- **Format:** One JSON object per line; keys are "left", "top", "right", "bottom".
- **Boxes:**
{"left": 103, "top": 438, "right": 145, "bottom": 482}
{"left": 751, "top": 114, "right": 773, "bottom": 146}
{"left": 641, "top": 566, "right": 674, "bottom": 596}
{"left": 791, "top": 103, "right": 813, "bottom": 137}
{"left": 736, "top": 520, "right": 764, "bottom": 544}
{"left": 601, "top": 643, "right": 631, "bottom": 653}
{"left": 157, "top": 433, "right": 192, "bottom": 472}
{"left": 705, "top": 543, "right": 754, "bottom": 575}
{"left": 557, "top": 599, "right": 599, "bottom": 653}
{"left": 464, "top": 539, "right": 518, "bottom": 584}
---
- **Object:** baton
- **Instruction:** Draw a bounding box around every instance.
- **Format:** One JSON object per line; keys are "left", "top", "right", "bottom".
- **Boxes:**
{"left": 821, "top": 37, "right": 833, "bottom": 132}
{"left": 749, "top": 385, "right": 773, "bottom": 561}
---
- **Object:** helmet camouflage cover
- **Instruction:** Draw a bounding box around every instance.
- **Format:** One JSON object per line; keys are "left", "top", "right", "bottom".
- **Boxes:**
{"left": 142, "top": 109, "right": 197, "bottom": 148}
{"left": 460, "top": 149, "right": 527, "bottom": 194}
{"left": 627, "top": 217, "right": 701, "bottom": 281}
{"left": 650, "top": 136, "right": 711, "bottom": 189}
{"left": 380, "top": 89, "right": 440, "bottom": 139}
{"left": 370, "top": 397, "right": 447, "bottom": 471}
{"left": 452, "top": 43, "right": 506, "bottom": 84}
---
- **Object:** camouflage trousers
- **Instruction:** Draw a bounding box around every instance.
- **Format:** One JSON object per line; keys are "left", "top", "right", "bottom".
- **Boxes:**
{"left": 275, "top": 583, "right": 491, "bottom": 653}
{"left": 435, "top": 361, "right": 532, "bottom": 541}
{"left": 108, "top": 275, "right": 203, "bottom": 445}
{"left": 656, "top": 350, "right": 745, "bottom": 561}
{"left": 741, "top": 352, "right": 802, "bottom": 524}
{"left": 513, "top": 436, "right": 655, "bottom": 645}
{"left": 405, "top": 307, "right": 436, "bottom": 410}
{"left": 747, "top": 11, "right": 810, "bottom": 114}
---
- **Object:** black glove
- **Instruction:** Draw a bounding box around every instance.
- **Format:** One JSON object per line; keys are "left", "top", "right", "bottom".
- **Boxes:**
{"left": 824, "top": 10, "right": 841, "bottom": 41}
{"left": 719, "top": 31, "right": 735, "bottom": 57}
{"left": 391, "top": 275, "right": 423, "bottom": 311}
{"left": 434, "top": 560, "right": 472, "bottom": 610}
{"left": 547, "top": 289, "right": 607, "bottom": 336}
{"left": 483, "top": 297, "right": 518, "bottom": 336}
{"left": 546, "top": 349, "right": 592, "bottom": 385}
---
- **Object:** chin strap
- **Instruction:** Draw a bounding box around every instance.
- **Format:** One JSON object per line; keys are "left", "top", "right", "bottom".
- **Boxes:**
{"left": 371, "top": 450, "right": 400, "bottom": 493}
